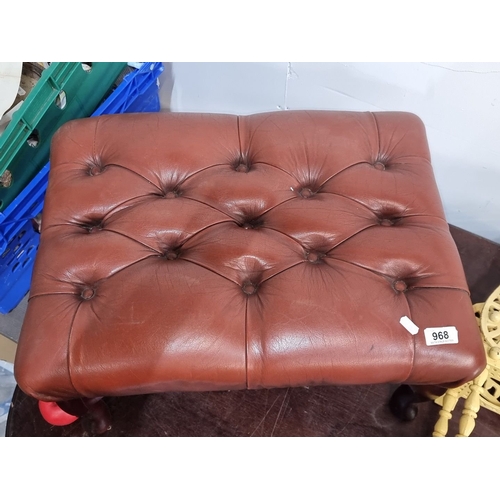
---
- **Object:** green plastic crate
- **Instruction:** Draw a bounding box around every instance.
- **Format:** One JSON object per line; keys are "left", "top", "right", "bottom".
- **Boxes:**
{"left": 0, "top": 62, "right": 127, "bottom": 209}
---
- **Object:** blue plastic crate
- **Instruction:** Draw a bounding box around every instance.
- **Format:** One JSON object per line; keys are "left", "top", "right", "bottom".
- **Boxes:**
{"left": 0, "top": 62, "right": 164, "bottom": 313}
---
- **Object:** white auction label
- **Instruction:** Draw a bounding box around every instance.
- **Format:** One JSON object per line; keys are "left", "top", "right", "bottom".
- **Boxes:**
{"left": 400, "top": 316, "right": 419, "bottom": 335}
{"left": 424, "top": 326, "right": 459, "bottom": 346}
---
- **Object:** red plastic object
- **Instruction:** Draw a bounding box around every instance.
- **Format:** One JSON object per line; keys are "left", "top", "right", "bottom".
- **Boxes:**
{"left": 38, "top": 401, "right": 79, "bottom": 426}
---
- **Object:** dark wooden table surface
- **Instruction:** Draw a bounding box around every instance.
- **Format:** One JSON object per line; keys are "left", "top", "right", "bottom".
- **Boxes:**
{"left": 6, "top": 225, "right": 500, "bottom": 437}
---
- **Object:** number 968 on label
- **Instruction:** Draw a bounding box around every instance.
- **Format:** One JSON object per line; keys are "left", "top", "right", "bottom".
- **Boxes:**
{"left": 424, "top": 326, "right": 459, "bottom": 346}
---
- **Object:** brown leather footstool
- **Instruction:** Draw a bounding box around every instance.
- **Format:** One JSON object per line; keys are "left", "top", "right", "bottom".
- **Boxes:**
{"left": 14, "top": 111, "right": 486, "bottom": 419}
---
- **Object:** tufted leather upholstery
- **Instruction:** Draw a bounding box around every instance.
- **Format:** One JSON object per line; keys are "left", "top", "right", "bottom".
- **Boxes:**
{"left": 15, "top": 111, "right": 486, "bottom": 401}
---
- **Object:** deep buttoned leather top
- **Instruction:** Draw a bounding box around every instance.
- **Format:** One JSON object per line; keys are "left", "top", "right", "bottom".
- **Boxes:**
{"left": 15, "top": 111, "right": 486, "bottom": 400}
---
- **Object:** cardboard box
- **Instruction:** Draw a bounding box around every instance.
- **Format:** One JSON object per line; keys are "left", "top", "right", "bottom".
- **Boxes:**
{"left": 0, "top": 333, "right": 16, "bottom": 364}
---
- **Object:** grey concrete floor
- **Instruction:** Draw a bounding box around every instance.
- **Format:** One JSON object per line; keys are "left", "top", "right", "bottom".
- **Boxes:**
{"left": 0, "top": 294, "right": 27, "bottom": 436}
{"left": 0, "top": 294, "right": 27, "bottom": 342}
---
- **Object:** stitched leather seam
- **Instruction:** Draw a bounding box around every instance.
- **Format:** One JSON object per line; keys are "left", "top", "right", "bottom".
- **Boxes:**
{"left": 324, "top": 255, "right": 391, "bottom": 281}
{"left": 318, "top": 160, "right": 368, "bottom": 188}
{"left": 256, "top": 161, "right": 300, "bottom": 182}
{"left": 54, "top": 200, "right": 193, "bottom": 229}
{"left": 371, "top": 112, "right": 381, "bottom": 158}
{"left": 92, "top": 117, "right": 100, "bottom": 159}
{"left": 326, "top": 255, "right": 470, "bottom": 296}
{"left": 179, "top": 258, "right": 240, "bottom": 285}
{"left": 257, "top": 225, "right": 304, "bottom": 247}
{"left": 105, "top": 193, "right": 166, "bottom": 217}
{"left": 99, "top": 228, "right": 163, "bottom": 253}
{"left": 315, "top": 190, "right": 383, "bottom": 213}
{"left": 167, "top": 219, "right": 235, "bottom": 248}
{"left": 105, "top": 194, "right": 231, "bottom": 226}
{"left": 100, "top": 162, "right": 163, "bottom": 189}
{"left": 260, "top": 261, "right": 305, "bottom": 285}
{"left": 244, "top": 296, "right": 249, "bottom": 389}
{"left": 180, "top": 162, "right": 232, "bottom": 183}
{"left": 245, "top": 113, "right": 274, "bottom": 150}
{"left": 408, "top": 284, "right": 471, "bottom": 296}
{"left": 237, "top": 115, "right": 242, "bottom": 160}
{"left": 182, "top": 196, "right": 237, "bottom": 219}
{"left": 386, "top": 130, "right": 409, "bottom": 157}
{"left": 92, "top": 254, "right": 161, "bottom": 285}
{"left": 257, "top": 195, "right": 298, "bottom": 217}
{"left": 66, "top": 301, "right": 83, "bottom": 396}
{"left": 326, "top": 224, "right": 378, "bottom": 254}
{"left": 28, "top": 291, "right": 80, "bottom": 301}
{"left": 400, "top": 291, "right": 416, "bottom": 382}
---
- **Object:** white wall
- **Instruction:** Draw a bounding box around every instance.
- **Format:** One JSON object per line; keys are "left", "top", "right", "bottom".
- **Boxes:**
{"left": 159, "top": 62, "right": 500, "bottom": 243}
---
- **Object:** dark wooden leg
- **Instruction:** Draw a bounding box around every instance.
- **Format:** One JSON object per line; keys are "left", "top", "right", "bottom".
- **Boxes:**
{"left": 86, "top": 399, "right": 113, "bottom": 435}
{"left": 389, "top": 385, "right": 420, "bottom": 421}
{"left": 57, "top": 398, "right": 112, "bottom": 435}
{"left": 40, "top": 397, "right": 112, "bottom": 435}
{"left": 389, "top": 384, "right": 447, "bottom": 422}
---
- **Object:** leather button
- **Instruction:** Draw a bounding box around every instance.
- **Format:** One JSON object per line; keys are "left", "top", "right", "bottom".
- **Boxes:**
{"left": 86, "top": 221, "right": 104, "bottom": 232}
{"left": 81, "top": 287, "right": 95, "bottom": 300}
{"left": 379, "top": 219, "right": 394, "bottom": 227}
{"left": 232, "top": 155, "right": 251, "bottom": 172}
{"left": 164, "top": 188, "right": 181, "bottom": 199}
{"left": 393, "top": 280, "right": 407, "bottom": 292}
{"left": 242, "top": 282, "right": 258, "bottom": 295}
{"left": 87, "top": 160, "right": 105, "bottom": 176}
{"left": 241, "top": 218, "right": 262, "bottom": 230}
{"left": 299, "top": 187, "right": 314, "bottom": 199}
{"left": 373, "top": 161, "right": 386, "bottom": 171}
{"left": 235, "top": 163, "right": 250, "bottom": 173}
{"left": 379, "top": 216, "right": 401, "bottom": 226}
{"left": 164, "top": 250, "right": 179, "bottom": 260}
{"left": 306, "top": 251, "right": 324, "bottom": 263}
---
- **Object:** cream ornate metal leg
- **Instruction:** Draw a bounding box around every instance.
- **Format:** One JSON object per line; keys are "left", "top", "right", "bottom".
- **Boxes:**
{"left": 433, "top": 387, "right": 461, "bottom": 437}
{"left": 432, "top": 287, "right": 500, "bottom": 437}
{"left": 456, "top": 368, "right": 488, "bottom": 437}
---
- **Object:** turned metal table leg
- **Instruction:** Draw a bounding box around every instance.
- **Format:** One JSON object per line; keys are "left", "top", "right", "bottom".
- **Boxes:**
{"left": 456, "top": 368, "right": 488, "bottom": 437}
{"left": 433, "top": 389, "right": 460, "bottom": 437}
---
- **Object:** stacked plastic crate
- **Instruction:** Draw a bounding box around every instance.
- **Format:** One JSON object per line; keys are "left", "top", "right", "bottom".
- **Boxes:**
{"left": 0, "top": 62, "right": 164, "bottom": 313}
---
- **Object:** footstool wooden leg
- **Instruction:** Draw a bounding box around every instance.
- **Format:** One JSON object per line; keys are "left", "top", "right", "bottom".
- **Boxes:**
{"left": 40, "top": 397, "right": 112, "bottom": 434}
{"left": 389, "top": 384, "right": 436, "bottom": 422}
{"left": 389, "top": 384, "right": 447, "bottom": 422}
{"left": 389, "top": 385, "right": 421, "bottom": 421}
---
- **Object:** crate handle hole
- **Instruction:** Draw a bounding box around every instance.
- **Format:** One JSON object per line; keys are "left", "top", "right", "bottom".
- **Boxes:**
{"left": 12, "top": 262, "right": 20, "bottom": 272}
{"left": 55, "top": 90, "right": 67, "bottom": 109}
{"left": 27, "top": 130, "right": 40, "bottom": 148}
{"left": 22, "top": 258, "right": 30, "bottom": 268}
{"left": 0, "top": 170, "right": 12, "bottom": 188}
{"left": 82, "top": 62, "right": 93, "bottom": 73}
